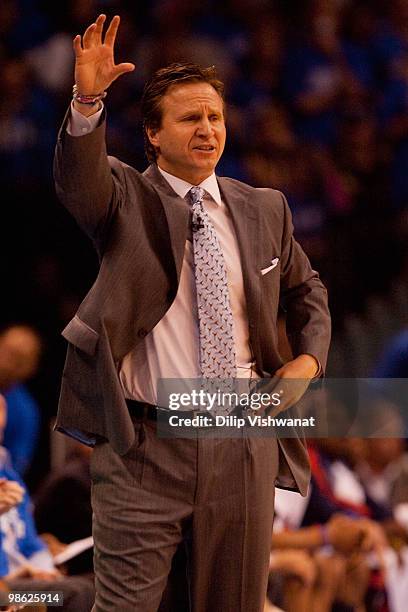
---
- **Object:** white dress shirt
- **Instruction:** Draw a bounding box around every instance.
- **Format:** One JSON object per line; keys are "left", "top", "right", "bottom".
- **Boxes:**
{"left": 68, "top": 105, "right": 256, "bottom": 404}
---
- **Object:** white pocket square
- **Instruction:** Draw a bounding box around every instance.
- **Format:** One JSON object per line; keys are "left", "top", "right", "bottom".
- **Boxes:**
{"left": 261, "top": 258, "right": 279, "bottom": 275}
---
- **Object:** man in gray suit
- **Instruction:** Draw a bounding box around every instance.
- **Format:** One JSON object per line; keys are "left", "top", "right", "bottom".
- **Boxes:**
{"left": 54, "top": 14, "right": 331, "bottom": 612}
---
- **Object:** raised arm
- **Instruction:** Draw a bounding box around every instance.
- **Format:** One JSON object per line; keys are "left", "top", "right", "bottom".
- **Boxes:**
{"left": 54, "top": 15, "right": 135, "bottom": 242}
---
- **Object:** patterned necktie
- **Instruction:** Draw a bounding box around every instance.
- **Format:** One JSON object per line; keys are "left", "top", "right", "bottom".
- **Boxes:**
{"left": 189, "top": 186, "right": 236, "bottom": 383}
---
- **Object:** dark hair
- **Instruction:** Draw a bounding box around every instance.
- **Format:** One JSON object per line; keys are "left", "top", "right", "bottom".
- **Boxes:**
{"left": 140, "top": 62, "right": 225, "bottom": 163}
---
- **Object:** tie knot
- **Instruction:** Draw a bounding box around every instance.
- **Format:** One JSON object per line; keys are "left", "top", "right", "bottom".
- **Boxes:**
{"left": 189, "top": 186, "right": 205, "bottom": 206}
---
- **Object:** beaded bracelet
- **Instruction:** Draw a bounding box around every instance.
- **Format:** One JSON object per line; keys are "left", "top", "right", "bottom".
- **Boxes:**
{"left": 72, "top": 84, "right": 107, "bottom": 105}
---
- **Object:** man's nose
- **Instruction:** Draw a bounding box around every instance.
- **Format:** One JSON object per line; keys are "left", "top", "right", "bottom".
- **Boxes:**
{"left": 196, "top": 117, "right": 212, "bottom": 136}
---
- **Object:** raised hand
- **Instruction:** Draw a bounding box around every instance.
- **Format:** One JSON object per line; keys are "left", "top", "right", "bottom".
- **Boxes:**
{"left": 73, "top": 14, "right": 135, "bottom": 96}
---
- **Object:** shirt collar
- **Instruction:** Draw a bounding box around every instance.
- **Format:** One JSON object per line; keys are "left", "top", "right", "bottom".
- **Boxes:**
{"left": 157, "top": 166, "right": 222, "bottom": 206}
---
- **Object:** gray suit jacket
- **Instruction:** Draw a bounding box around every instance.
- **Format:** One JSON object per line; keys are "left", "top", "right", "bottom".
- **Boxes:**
{"left": 53, "top": 112, "right": 331, "bottom": 495}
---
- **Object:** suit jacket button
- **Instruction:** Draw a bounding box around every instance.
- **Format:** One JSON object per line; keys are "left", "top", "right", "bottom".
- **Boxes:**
{"left": 138, "top": 328, "right": 148, "bottom": 338}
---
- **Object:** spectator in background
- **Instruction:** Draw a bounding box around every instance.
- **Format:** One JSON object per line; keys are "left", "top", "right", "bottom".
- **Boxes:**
{"left": 356, "top": 433, "right": 408, "bottom": 520}
{"left": 255, "top": 420, "right": 398, "bottom": 610}
{"left": 306, "top": 438, "right": 391, "bottom": 526}
{"left": 0, "top": 326, "right": 42, "bottom": 478}
{"left": 352, "top": 399, "right": 408, "bottom": 533}
{"left": 306, "top": 437, "right": 408, "bottom": 610}
{"left": 0, "top": 393, "right": 60, "bottom": 576}
{"left": 0, "top": 394, "right": 94, "bottom": 612}
{"left": 267, "top": 512, "right": 373, "bottom": 612}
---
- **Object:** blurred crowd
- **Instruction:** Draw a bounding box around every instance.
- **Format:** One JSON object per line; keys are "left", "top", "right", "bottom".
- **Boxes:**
{"left": 2, "top": 0, "right": 408, "bottom": 610}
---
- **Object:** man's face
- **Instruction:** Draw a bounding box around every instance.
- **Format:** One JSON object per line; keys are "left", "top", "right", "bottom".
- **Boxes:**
{"left": 147, "top": 82, "right": 226, "bottom": 184}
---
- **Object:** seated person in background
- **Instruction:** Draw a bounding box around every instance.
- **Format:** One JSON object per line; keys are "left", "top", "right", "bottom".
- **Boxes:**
{"left": 353, "top": 403, "right": 408, "bottom": 537}
{"left": 302, "top": 438, "right": 408, "bottom": 611}
{"left": 305, "top": 438, "right": 391, "bottom": 525}
{"left": 0, "top": 326, "right": 42, "bottom": 476}
{"left": 354, "top": 436, "right": 408, "bottom": 570}
{"left": 266, "top": 510, "right": 374, "bottom": 612}
{"left": 0, "top": 394, "right": 94, "bottom": 612}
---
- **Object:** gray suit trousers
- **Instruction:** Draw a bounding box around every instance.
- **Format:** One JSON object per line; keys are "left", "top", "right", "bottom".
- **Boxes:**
{"left": 90, "top": 415, "right": 278, "bottom": 612}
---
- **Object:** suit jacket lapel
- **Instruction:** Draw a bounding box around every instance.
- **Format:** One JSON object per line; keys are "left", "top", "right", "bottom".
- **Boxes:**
{"left": 143, "top": 164, "right": 190, "bottom": 281}
{"left": 217, "top": 177, "right": 262, "bottom": 365}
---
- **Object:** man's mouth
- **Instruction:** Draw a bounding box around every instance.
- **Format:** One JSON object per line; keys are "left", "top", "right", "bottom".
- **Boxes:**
{"left": 193, "top": 145, "right": 216, "bottom": 151}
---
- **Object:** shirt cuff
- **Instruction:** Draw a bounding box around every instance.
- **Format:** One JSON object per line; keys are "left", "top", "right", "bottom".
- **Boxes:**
{"left": 66, "top": 100, "right": 104, "bottom": 136}
{"left": 311, "top": 356, "right": 322, "bottom": 379}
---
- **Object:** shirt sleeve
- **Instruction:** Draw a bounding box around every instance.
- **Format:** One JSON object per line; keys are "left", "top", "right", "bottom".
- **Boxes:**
{"left": 67, "top": 101, "right": 104, "bottom": 136}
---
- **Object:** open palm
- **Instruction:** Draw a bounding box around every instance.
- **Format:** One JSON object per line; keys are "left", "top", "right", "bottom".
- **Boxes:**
{"left": 73, "top": 14, "right": 135, "bottom": 95}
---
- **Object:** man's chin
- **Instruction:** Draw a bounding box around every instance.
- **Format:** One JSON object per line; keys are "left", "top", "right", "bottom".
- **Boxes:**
{"left": 191, "top": 156, "right": 218, "bottom": 172}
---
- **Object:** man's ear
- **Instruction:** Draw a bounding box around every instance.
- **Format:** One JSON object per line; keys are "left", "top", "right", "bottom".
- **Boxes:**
{"left": 147, "top": 127, "right": 160, "bottom": 148}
